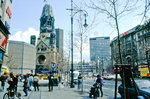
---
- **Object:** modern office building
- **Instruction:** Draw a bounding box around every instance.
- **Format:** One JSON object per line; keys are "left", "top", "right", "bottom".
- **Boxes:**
{"left": 0, "top": 0, "right": 12, "bottom": 73}
{"left": 55, "top": 28, "right": 63, "bottom": 54}
{"left": 7, "top": 40, "right": 36, "bottom": 75}
{"left": 89, "top": 37, "right": 111, "bottom": 73}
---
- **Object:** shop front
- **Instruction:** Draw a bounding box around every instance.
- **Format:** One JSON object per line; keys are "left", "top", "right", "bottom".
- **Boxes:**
{"left": 0, "top": 20, "right": 10, "bottom": 74}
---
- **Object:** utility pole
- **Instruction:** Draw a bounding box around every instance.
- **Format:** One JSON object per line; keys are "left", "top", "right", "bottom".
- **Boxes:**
{"left": 102, "top": 57, "right": 104, "bottom": 76}
{"left": 67, "top": 0, "right": 88, "bottom": 89}
{"left": 81, "top": 60, "right": 84, "bottom": 92}
{"left": 97, "top": 56, "right": 100, "bottom": 74}
{"left": 70, "top": 0, "right": 74, "bottom": 88}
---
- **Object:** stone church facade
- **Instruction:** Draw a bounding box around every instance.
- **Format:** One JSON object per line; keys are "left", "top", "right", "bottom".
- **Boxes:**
{"left": 36, "top": 4, "right": 61, "bottom": 72}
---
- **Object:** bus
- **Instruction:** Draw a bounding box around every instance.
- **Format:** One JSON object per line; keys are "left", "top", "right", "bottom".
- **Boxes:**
{"left": 139, "top": 66, "right": 150, "bottom": 77}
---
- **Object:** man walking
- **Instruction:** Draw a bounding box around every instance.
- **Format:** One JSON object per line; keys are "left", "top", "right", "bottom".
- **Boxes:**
{"left": 29, "top": 74, "right": 33, "bottom": 91}
{"left": 78, "top": 74, "right": 82, "bottom": 90}
{"left": 0, "top": 72, "right": 7, "bottom": 91}
{"left": 23, "top": 75, "right": 29, "bottom": 96}
{"left": 48, "top": 72, "right": 54, "bottom": 91}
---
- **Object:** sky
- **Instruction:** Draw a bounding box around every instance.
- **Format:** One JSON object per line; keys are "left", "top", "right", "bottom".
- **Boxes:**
{"left": 9, "top": 0, "right": 149, "bottom": 62}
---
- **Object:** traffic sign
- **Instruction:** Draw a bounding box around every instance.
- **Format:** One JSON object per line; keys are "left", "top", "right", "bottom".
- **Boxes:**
{"left": 51, "top": 62, "right": 55, "bottom": 68}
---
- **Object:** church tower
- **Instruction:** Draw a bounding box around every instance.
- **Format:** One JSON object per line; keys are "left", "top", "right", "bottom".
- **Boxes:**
{"left": 36, "top": 4, "right": 58, "bottom": 72}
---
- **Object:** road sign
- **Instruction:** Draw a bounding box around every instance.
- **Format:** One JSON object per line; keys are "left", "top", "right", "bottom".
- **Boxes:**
{"left": 51, "top": 62, "right": 55, "bottom": 69}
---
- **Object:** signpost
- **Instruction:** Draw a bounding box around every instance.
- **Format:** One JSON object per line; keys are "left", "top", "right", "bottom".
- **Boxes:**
{"left": 51, "top": 62, "right": 55, "bottom": 73}
{"left": 51, "top": 62, "right": 55, "bottom": 69}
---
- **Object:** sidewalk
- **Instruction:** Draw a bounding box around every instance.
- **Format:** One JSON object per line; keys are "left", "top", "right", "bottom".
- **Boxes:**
{"left": 0, "top": 80, "right": 112, "bottom": 99}
{"left": 0, "top": 81, "right": 89, "bottom": 99}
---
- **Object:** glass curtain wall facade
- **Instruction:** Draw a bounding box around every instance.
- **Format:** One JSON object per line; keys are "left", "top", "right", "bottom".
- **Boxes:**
{"left": 90, "top": 37, "right": 111, "bottom": 73}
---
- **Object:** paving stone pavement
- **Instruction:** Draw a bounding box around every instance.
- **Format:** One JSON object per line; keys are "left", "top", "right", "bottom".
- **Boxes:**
{"left": 0, "top": 80, "right": 114, "bottom": 99}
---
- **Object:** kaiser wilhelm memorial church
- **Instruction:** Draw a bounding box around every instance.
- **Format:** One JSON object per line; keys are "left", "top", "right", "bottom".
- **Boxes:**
{"left": 36, "top": 4, "right": 63, "bottom": 73}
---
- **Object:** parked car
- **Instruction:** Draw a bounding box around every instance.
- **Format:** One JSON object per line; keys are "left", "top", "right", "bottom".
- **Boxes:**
{"left": 118, "top": 80, "right": 150, "bottom": 99}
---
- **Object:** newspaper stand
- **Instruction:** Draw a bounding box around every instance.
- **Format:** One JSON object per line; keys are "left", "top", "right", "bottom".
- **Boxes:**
{"left": 114, "top": 64, "right": 139, "bottom": 99}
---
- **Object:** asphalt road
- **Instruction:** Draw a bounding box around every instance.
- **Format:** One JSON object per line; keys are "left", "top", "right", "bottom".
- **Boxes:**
{"left": 82, "top": 78, "right": 121, "bottom": 99}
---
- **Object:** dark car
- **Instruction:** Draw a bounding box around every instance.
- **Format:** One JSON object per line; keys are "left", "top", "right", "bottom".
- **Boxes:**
{"left": 118, "top": 80, "right": 150, "bottom": 99}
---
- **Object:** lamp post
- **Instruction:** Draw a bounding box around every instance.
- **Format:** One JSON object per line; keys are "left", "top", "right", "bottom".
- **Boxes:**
{"left": 67, "top": 0, "right": 88, "bottom": 88}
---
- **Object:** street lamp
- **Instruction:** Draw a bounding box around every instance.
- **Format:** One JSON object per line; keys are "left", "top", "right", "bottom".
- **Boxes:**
{"left": 67, "top": 0, "right": 88, "bottom": 88}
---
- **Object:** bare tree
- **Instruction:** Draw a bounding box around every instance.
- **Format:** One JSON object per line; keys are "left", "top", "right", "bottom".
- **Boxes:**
{"left": 140, "top": 0, "right": 150, "bottom": 23}
{"left": 86, "top": 0, "right": 138, "bottom": 64}
{"left": 86, "top": 0, "right": 138, "bottom": 98}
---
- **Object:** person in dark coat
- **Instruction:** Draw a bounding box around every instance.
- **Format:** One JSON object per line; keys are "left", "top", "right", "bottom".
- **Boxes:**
{"left": 78, "top": 74, "right": 82, "bottom": 90}
{"left": 8, "top": 72, "right": 16, "bottom": 91}
{"left": 96, "top": 75, "right": 103, "bottom": 97}
{"left": 13, "top": 75, "right": 18, "bottom": 94}
{"left": 1, "top": 72, "right": 7, "bottom": 92}
{"left": 23, "top": 75, "right": 29, "bottom": 96}
{"left": 48, "top": 72, "right": 54, "bottom": 91}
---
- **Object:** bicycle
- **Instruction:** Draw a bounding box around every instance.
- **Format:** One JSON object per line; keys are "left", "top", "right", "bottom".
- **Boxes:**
{"left": 3, "top": 87, "right": 21, "bottom": 99}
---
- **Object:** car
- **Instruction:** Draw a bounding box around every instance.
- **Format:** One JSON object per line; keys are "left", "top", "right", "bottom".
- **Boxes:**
{"left": 101, "top": 74, "right": 109, "bottom": 79}
{"left": 118, "top": 80, "right": 150, "bottom": 99}
{"left": 104, "top": 74, "right": 121, "bottom": 80}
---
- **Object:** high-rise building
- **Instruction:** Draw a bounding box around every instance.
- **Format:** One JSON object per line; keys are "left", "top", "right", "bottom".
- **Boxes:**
{"left": 89, "top": 37, "right": 111, "bottom": 73}
{"left": 30, "top": 35, "right": 36, "bottom": 46}
{"left": 55, "top": 28, "right": 63, "bottom": 54}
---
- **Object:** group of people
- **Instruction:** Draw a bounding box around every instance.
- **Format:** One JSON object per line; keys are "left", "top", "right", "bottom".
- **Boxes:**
{"left": 0, "top": 72, "right": 40, "bottom": 96}
{"left": 23, "top": 73, "right": 40, "bottom": 96}
{"left": 1, "top": 72, "right": 104, "bottom": 97}
{"left": 0, "top": 72, "right": 56, "bottom": 96}
{"left": 0, "top": 72, "right": 18, "bottom": 93}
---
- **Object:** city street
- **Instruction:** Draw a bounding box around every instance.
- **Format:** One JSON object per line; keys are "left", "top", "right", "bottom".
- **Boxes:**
{"left": 83, "top": 78, "right": 121, "bottom": 99}
{"left": 0, "top": 78, "right": 122, "bottom": 99}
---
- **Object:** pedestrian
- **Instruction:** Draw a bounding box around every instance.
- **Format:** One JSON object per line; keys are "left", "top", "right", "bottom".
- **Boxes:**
{"left": 23, "top": 75, "right": 29, "bottom": 96}
{"left": 13, "top": 75, "right": 18, "bottom": 94}
{"left": 8, "top": 72, "right": 16, "bottom": 93}
{"left": 96, "top": 74, "right": 103, "bottom": 97}
{"left": 48, "top": 72, "right": 54, "bottom": 91}
{"left": 58, "top": 73, "right": 62, "bottom": 83}
{"left": 0, "top": 72, "right": 7, "bottom": 92}
{"left": 20, "top": 74, "right": 23, "bottom": 82}
{"left": 33, "top": 73, "right": 39, "bottom": 91}
{"left": 78, "top": 73, "right": 82, "bottom": 90}
{"left": 29, "top": 74, "right": 33, "bottom": 91}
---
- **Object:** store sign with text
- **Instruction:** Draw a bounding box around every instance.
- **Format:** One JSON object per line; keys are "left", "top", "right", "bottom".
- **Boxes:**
{"left": 0, "top": 31, "right": 8, "bottom": 49}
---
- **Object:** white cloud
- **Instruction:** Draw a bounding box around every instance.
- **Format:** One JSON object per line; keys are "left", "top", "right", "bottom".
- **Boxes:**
{"left": 9, "top": 27, "right": 39, "bottom": 43}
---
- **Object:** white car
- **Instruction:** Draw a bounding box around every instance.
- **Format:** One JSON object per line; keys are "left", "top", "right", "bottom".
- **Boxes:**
{"left": 104, "top": 74, "right": 121, "bottom": 80}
